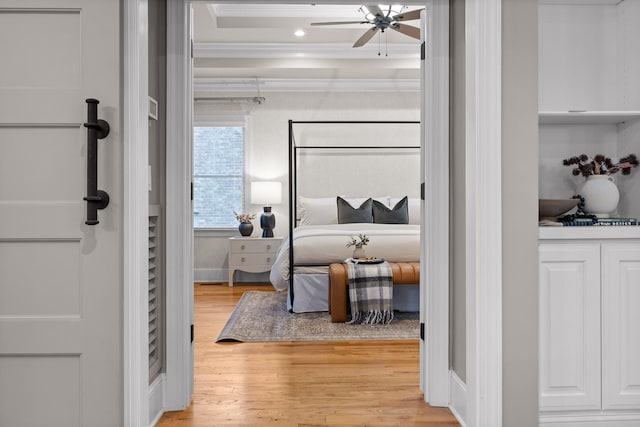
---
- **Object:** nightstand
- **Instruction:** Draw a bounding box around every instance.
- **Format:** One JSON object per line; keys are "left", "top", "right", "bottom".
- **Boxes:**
{"left": 228, "top": 236, "right": 283, "bottom": 287}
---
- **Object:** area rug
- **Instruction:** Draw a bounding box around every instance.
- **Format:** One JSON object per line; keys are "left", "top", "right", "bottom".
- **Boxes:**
{"left": 216, "top": 290, "right": 419, "bottom": 342}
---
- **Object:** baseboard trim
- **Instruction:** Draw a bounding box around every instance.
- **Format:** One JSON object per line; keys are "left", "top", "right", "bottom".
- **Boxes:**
{"left": 194, "top": 268, "right": 226, "bottom": 283}
{"left": 148, "top": 374, "right": 166, "bottom": 427}
{"left": 540, "top": 412, "right": 640, "bottom": 427}
{"left": 449, "top": 370, "right": 467, "bottom": 427}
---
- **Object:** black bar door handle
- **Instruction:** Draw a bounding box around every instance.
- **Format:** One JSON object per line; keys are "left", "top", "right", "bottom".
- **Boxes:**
{"left": 83, "top": 98, "right": 110, "bottom": 225}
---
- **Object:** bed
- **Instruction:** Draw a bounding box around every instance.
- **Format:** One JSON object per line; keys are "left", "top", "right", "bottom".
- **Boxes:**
{"left": 272, "top": 120, "right": 422, "bottom": 312}
{"left": 269, "top": 220, "right": 421, "bottom": 312}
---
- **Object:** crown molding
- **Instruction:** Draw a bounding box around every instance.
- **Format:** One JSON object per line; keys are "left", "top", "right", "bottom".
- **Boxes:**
{"left": 193, "top": 42, "right": 420, "bottom": 60}
{"left": 193, "top": 77, "right": 420, "bottom": 93}
{"left": 539, "top": 0, "right": 619, "bottom": 4}
{"left": 209, "top": 4, "right": 364, "bottom": 18}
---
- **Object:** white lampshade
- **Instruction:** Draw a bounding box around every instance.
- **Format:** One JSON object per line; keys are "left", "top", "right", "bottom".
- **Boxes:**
{"left": 251, "top": 181, "right": 282, "bottom": 205}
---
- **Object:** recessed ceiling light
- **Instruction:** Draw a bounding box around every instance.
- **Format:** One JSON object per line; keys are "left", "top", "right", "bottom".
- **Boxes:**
{"left": 294, "top": 29, "right": 305, "bottom": 37}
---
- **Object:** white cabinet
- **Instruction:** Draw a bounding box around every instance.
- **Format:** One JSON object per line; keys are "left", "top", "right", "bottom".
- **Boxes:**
{"left": 227, "top": 237, "right": 282, "bottom": 287}
{"left": 539, "top": 239, "right": 640, "bottom": 425}
{"left": 538, "top": 0, "right": 640, "bottom": 423}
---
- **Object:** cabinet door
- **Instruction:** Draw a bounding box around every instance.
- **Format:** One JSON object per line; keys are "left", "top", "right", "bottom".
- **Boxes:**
{"left": 539, "top": 243, "right": 601, "bottom": 412}
{"left": 602, "top": 243, "right": 640, "bottom": 410}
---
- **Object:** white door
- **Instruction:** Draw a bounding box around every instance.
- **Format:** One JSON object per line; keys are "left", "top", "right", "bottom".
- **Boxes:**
{"left": 0, "top": 1, "right": 122, "bottom": 426}
{"left": 420, "top": 1, "right": 449, "bottom": 406}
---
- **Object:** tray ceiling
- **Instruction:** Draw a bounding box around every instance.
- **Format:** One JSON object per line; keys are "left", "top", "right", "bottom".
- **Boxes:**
{"left": 192, "top": 3, "right": 421, "bottom": 87}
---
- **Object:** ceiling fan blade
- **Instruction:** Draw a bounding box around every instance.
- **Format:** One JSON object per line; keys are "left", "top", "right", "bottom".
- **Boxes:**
{"left": 391, "top": 23, "right": 421, "bottom": 40}
{"left": 353, "top": 26, "right": 379, "bottom": 48}
{"left": 364, "top": 4, "right": 384, "bottom": 17}
{"left": 310, "top": 20, "right": 370, "bottom": 26}
{"left": 394, "top": 9, "right": 423, "bottom": 22}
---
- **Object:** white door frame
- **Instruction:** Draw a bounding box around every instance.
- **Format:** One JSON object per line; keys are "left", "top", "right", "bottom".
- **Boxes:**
{"left": 162, "top": 0, "right": 451, "bottom": 411}
{"left": 164, "top": 0, "right": 196, "bottom": 410}
{"left": 465, "top": 0, "right": 503, "bottom": 425}
{"left": 149, "top": 1, "right": 504, "bottom": 425}
{"left": 123, "top": 0, "right": 151, "bottom": 426}
{"left": 123, "top": 0, "right": 505, "bottom": 425}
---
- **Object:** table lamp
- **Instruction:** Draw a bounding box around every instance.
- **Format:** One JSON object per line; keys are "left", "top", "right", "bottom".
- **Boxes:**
{"left": 251, "top": 181, "right": 282, "bottom": 238}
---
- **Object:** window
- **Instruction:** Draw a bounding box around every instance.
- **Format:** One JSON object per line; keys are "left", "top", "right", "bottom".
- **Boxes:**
{"left": 193, "top": 120, "right": 247, "bottom": 228}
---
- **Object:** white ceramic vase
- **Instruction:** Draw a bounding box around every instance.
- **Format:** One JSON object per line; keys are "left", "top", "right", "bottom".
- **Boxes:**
{"left": 352, "top": 246, "right": 365, "bottom": 259}
{"left": 580, "top": 175, "right": 619, "bottom": 218}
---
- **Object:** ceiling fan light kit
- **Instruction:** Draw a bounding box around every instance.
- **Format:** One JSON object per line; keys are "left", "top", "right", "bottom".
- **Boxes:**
{"left": 310, "top": 4, "right": 422, "bottom": 49}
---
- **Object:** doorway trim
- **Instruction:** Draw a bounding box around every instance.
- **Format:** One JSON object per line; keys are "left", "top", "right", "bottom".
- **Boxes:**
{"left": 163, "top": 0, "right": 451, "bottom": 413}
{"left": 465, "top": 0, "right": 503, "bottom": 425}
{"left": 124, "top": 0, "right": 150, "bottom": 426}
{"left": 165, "top": 0, "right": 195, "bottom": 410}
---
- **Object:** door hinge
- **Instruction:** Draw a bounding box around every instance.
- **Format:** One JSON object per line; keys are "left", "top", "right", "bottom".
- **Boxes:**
{"left": 421, "top": 42, "right": 425, "bottom": 60}
{"left": 190, "top": 182, "right": 194, "bottom": 201}
{"left": 191, "top": 324, "right": 194, "bottom": 343}
{"left": 420, "top": 322, "right": 425, "bottom": 340}
{"left": 421, "top": 182, "right": 425, "bottom": 200}
{"left": 190, "top": 39, "right": 194, "bottom": 59}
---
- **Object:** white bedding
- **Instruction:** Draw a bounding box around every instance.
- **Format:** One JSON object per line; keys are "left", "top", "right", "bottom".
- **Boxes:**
{"left": 269, "top": 223, "right": 420, "bottom": 292}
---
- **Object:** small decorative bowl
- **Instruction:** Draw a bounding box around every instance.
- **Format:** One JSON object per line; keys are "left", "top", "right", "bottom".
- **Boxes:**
{"left": 539, "top": 199, "right": 580, "bottom": 218}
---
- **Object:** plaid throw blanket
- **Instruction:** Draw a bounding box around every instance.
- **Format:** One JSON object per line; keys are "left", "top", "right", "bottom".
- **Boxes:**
{"left": 346, "top": 261, "right": 394, "bottom": 325}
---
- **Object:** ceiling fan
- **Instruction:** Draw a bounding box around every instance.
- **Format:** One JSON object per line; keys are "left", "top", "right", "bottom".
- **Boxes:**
{"left": 310, "top": 5, "right": 422, "bottom": 48}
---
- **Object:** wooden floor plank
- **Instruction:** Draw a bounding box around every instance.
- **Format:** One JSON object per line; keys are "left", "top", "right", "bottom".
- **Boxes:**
{"left": 155, "top": 283, "right": 459, "bottom": 426}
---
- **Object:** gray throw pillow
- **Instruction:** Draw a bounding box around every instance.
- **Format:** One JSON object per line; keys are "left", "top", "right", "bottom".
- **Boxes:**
{"left": 373, "top": 196, "right": 409, "bottom": 224}
{"left": 337, "top": 197, "right": 373, "bottom": 223}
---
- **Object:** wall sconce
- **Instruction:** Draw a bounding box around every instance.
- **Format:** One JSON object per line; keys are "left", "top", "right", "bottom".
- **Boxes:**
{"left": 251, "top": 181, "right": 282, "bottom": 238}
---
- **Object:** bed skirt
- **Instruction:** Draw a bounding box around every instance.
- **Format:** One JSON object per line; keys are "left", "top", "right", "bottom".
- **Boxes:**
{"left": 287, "top": 268, "right": 420, "bottom": 313}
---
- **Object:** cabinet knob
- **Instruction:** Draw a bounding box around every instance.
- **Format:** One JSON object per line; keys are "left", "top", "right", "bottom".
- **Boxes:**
{"left": 240, "top": 245, "right": 245, "bottom": 250}
{"left": 241, "top": 257, "right": 246, "bottom": 263}
{"left": 266, "top": 257, "right": 271, "bottom": 263}
{"left": 266, "top": 244, "right": 271, "bottom": 250}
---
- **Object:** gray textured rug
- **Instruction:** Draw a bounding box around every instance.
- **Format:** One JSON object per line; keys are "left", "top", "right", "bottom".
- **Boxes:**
{"left": 216, "top": 290, "right": 419, "bottom": 342}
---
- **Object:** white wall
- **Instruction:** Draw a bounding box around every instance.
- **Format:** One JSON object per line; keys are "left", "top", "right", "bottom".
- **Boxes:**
{"left": 194, "top": 89, "right": 420, "bottom": 283}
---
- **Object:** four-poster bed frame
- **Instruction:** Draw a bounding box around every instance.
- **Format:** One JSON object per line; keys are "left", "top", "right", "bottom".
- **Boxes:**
{"left": 286, "top": 119, "right": 421, "bottom": 309}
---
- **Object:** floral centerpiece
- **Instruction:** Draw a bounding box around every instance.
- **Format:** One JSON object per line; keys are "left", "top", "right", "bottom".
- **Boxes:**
{"left": 346, "top": 234, "right": 369, "bottom": 259}
{"left": 562, "top": 153, "right": 638, "bottom": 177}
{"left": 234, "top": 211, "right": 256, "bottom": 236}
{"left": 346, "top": 234, "right": 369, "bottom": 248}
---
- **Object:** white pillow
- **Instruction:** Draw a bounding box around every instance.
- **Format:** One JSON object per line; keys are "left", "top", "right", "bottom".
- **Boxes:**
{"left": 298, "top": 197, "right": 338, "bottom": 225}
{"left": 298, "top": 196, "right": 391, "bottom": 225}
{"left": 390, "top": 197, "right": 421, "bottom": 225}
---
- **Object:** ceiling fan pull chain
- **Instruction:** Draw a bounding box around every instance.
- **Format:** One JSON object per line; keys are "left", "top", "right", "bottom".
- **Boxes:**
{"left": 385, "top": 32, "right": 389, "bottom": 57}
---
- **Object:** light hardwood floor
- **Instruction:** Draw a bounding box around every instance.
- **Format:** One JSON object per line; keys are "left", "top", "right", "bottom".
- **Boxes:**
{"left": 156, "top": 283, "right": 459, "bottom": 427}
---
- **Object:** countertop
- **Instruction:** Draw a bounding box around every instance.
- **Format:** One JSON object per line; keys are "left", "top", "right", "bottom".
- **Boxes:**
{"left": 539, "top": 225, "right": 640, "bottom": 240}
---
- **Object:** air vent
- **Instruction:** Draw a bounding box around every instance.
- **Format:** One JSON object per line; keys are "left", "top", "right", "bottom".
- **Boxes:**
{"left": 148, "top": 205, "right": 163, "bottom": 383}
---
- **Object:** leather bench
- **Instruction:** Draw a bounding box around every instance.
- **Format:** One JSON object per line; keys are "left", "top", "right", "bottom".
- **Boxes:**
{"left": 328, "top": 262, "right": 420, "bottom": 323}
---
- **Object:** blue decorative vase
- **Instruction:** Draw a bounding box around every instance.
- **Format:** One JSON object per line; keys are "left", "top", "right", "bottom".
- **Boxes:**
{"left": 238, "top": 222, "right": 253, "bottom": 236}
